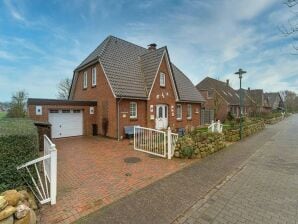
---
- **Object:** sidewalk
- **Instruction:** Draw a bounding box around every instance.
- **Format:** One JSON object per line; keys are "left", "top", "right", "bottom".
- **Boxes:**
{"left": 175, "top": 114, "right": 298, "bottom": 224}
{"left": 76, "top": 117, "right": 288, "bottom": 224}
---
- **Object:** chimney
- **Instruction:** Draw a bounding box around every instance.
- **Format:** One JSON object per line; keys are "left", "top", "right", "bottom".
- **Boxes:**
{"left": 148, "top": 43, "right": 157, "bottom": 50}
{"left": 226, "top": 79, "right": 229, "bottom": 86}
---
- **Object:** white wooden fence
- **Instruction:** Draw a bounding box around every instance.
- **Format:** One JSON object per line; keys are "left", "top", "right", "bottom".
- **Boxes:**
{"left": 134, "top": 126, "right": 178, "bottom": 159}
{"left": 17, "top": 135, "right": 57, "bottom": 205}
{"left": 208, "top": 120, "right": 223, "bottom": 133}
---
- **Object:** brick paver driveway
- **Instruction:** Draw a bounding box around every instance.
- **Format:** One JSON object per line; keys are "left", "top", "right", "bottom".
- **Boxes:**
{"left": 177, "top": 114, "right": 298, "bottom": 224}
{"left": 40, "top": 136, "right": 194, "bottom": 224}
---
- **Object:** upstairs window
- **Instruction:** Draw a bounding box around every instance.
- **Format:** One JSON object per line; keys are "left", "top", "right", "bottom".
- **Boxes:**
{"left": 187, "top": 104, "right": 192, "bottom": 119}
{"left": 92, "top": 67, "right": 96, "bottom": 87}
{"left": 176, "top": 104, "right": 182, "bottom": 120}
{"left": 130, "top": 102, "right": 137, "bottom": 119}
{"left": 160, "top": 72, "right": 165, "bottom": 87}
{"left": 83, "top": 71, "right": 88, "bottom": 89}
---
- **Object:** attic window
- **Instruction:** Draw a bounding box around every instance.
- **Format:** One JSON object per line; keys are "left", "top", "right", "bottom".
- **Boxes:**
{"left": 83, "top": 71, "right": 88, "bottom": 89}
{"left": 160, "top": 73, "right": 165, "bottom": 87}
{"left": 92, "top": 67, "right": 96, "bottom": 87}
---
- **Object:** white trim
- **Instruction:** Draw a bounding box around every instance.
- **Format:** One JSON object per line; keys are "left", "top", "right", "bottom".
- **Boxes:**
{"left": 164, "top": 52, "right": 179, "bottom": 101}
{"left": 130, "top": 102, "right": 137, "bottom": 119}
{"left": 176, "top": 104, "right": 182, "bottom": 120}
{"left": 99, "top": 59, "right": 117, "bottom": 98}
{"left": 147, "top": 51, "right": 179, "bottom": 101}
{"left": 160, "top": 72, "right": 165, "bottom": 87}
{"left": 187, "top": 104, "right": 192, "bottom": 119}
{"left": 92, "top": 67, "right": 97, "bottom": 86}
{"left": 147, "top": 51, "right": 165, "bottom": 99}
{"left": 83, "top": 71, "right": 88, "bottom": 89}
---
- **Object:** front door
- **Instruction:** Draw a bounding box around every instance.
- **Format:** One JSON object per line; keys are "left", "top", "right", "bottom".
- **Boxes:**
{"left": 155, "top": 104, "right": 168, "bottom": 130}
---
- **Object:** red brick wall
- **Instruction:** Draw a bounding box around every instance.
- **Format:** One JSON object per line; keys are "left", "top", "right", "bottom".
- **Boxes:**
{"left": 72, "top": 62, "right": 117, "bottom": 138}
{"left": 28, "top": 104, "right": 97, "bottom": 136}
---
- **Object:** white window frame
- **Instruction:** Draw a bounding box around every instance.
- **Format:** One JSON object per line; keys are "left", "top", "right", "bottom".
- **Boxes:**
{"left": 160, "top": 72, "right": 165, "bottom": 87}
{"left": 83, "top": 71, "right": 88, "bottom": 89}
{"left": 187, "top": 104, "right": 192, "bottom": 119}
{"left": 176, "top": 104, "right": 182, "bottom": 120}
{"left": 130, "top": 102, "right": 137, "bottom": 119}
{"left": 92, "top": 67, "right": 96, "bottom": 87}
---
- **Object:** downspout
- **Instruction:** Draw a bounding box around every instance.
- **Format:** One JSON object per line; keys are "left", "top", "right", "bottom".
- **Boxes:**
{"left": 117, "top": 98, "right": 123, "bottom": 141}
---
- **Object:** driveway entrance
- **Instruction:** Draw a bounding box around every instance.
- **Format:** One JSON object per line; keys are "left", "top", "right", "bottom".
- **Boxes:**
{"left": 40, "top": 136, "right": 194, "bottom": 224}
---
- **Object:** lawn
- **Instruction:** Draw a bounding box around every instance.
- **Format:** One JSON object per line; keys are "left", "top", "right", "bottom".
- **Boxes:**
{"left": 0, "top": 112, "right": 7, "bottom": 119}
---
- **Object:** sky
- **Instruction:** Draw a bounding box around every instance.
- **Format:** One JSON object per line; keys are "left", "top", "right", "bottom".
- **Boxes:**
{"left": 0, "top": 0, "right": 297, "bottom": 102}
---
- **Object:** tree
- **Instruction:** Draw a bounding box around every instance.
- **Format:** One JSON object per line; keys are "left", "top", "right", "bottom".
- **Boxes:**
{"left": 280, "top": 0, "right": 298, "bottom": 51}
{"left": 7, "top": 90, "right": 28, "bottom": 118}
{"left": 57, "top": 78, "right": 71, "bottom": 99}
{"left": 283, "top": 90, "right": 298, "bottom": 112}
{"left": 213, "top": 91, "right": 224, "bottom": 120}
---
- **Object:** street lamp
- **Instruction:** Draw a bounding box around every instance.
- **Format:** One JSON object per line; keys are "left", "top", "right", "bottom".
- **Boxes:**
{"left": 235, "top": 68, "right": 247, "bottom": 140}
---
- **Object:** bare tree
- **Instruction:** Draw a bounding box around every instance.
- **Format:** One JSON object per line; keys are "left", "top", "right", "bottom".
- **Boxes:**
{"left": 7, "top": 90, "right": 28, "bottom": 118}
{"left": 280, "top": 0, "right": 298, "bottom": 51}
{"left": 57, "top": 78, "right": 71, "bottom": 99}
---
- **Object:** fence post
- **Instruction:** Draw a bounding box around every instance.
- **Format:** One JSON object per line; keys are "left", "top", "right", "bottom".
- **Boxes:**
{"left": 134, "top": 126, "right": 136, "bottom": 150}
{"left": 50, "top": 145, "right": 57, "bottom": 205}
{"left": 167, "top": 127, "right": 172, "bottom": 159}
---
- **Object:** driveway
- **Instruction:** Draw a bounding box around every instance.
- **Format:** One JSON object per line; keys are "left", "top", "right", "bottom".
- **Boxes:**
{"left": 40, "top": 136, "right": 194, "bottom": 224}
{"left": 76, "top": 117, "right": 294, "bottom": 224}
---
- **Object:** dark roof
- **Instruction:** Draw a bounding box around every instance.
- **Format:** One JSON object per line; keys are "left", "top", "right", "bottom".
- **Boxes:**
{"left": 264, "top": 92, "right": 284, "bottom": 109}
{"left": 71, "top": 36, "right": 204, "bottom": 102}
{"left": 196, "top": 77, "right": 240, "bottom": 105}
{"left": 247, "top": 89, "right": 271, "bottom": 108}
{"left": 27, "top": 98, "right": 97, "bottom": 106}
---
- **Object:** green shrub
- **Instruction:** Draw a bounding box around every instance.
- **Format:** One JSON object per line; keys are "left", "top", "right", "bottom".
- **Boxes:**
{"left": 0, "top": 118, "right": 39, "bottom": 192}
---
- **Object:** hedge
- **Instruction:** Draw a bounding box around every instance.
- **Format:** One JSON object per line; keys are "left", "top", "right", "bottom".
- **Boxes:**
{"left": 0, "top": 118, "right": 39, "bottom": 192}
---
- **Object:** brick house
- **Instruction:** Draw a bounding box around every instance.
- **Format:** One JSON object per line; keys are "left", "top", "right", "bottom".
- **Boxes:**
{"left": 196, "top": 77, "right": 255, "bottom": 122}
{"left": 246, "top": 89, "right": 271, "bottom": 114}
{"left": 28, "top": 36, "right": 205, "bottom": 139}
{"left": 264, "top": 92, "right": 285, "bottom": 111}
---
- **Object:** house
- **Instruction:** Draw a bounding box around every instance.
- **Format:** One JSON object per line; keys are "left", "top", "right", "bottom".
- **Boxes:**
{"left": 246, "top": 88, "right": 271, "bottom": 114}
{"left": 196, "top": 77, "right": 255, "bottom": 121}
{"left": 264, "top": 92, "right": 285, "bottom": 111}
{"left": 28, "top": 36, "right": 205, "bottom": 139}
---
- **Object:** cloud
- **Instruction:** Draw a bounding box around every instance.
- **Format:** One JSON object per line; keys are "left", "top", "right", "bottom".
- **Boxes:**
{"left": 3, "top": 0, "right": 26, "bottom": 22}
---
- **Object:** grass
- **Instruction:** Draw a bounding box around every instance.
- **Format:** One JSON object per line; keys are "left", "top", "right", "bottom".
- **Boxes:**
{"left": 0, "top": 112, "right": 7, "bottom": 119}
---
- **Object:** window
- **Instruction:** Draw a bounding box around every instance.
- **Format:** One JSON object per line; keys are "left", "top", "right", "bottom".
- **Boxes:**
{"left": 130, "top": 102, "right": 137, "bottom": 119}
{"left": 49, "top": 109, "right": 59, "bottom": 113}
{"left": 83, "top": 71, "right": 88, "bottom": 89}
{"left": 62, "top": 110, "right": 70, "bottom": 113}
{"left": 160, "top": 72, "right": 165, "bottom": 87}
{"left": 92, "top": 67, "right": 96, "bottom": 87}
{"left": 187, "top": 104, "right": 192, "bottom": 119}
{"left": 176, "top": 104, "right": 182, "bottom": 120}
{"left": 36, "top": 106, "right": 42, "bottom": 115}
{"left": 73, "top": 110, "right": 81, "bottom": 113}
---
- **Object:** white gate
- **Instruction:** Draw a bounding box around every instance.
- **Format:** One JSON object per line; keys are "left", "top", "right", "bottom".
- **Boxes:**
{"left": 134, "top": 126, "right": 178, "bottom": 159}
{"left": 17, "top": 135, "right": 57, "bottom": 205}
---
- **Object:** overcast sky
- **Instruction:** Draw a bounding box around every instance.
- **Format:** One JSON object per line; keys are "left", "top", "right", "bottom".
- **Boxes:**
{"left": 0, "top": 0, "right": 297, "bottom": 101}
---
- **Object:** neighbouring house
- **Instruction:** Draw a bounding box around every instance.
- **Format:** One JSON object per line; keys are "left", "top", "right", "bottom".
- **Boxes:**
{"left": 28, "top": 36, "right": 205, "bottom": 139}
{"left": 264, "top": 92, "right": 285, "bottom": 111}
{"left": 246, "top": 88, "right": 271, "bottom": 115}
{"left": 196, "top": 77, "right": 255, "bottom": 122}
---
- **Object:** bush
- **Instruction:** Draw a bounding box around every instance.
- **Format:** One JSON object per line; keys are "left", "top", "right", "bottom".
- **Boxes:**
{"left": 0, "top": 118, "right": 39, "bottom": 192}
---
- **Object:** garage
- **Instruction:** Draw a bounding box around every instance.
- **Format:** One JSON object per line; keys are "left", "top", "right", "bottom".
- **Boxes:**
{"left": 49, "top": 109, "right": 83, "bottom": 138}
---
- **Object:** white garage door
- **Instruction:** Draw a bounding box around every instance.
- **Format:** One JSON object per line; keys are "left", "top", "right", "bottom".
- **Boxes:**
{"left": 48, "top": 109, "right": 83, "bottom": 138}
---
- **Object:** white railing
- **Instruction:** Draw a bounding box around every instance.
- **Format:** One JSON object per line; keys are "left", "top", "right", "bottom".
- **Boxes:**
{"left": 17, "top": 135, "right": 57, "bottom": 205}
{"left": 134, "top": 126, "right": 178, "bottom": 159}
{"left": 134, "top": 126, "right": 167, "bottom": 158}
{"left": 208, "top": 120, "right": 223, "bottom": 133}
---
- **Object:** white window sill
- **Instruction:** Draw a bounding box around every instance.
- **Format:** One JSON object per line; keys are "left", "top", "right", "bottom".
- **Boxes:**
{"left": 187, "top": 117, "right": 192, "bottom": 120}
{"left": 176, "top": 118, "right": 182, "bottom": 121}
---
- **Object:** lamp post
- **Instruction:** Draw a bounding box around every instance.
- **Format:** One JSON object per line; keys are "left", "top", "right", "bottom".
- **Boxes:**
{"left": 235, "top": 68, "right": 247, "bottom": 140}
